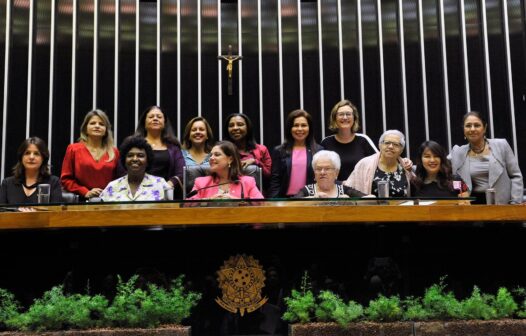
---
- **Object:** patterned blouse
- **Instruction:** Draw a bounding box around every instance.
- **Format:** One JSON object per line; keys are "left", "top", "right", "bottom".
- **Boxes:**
{"left": 295, "top": 183, "right": 365, "bottom": 198}
{"left": 100, "top": 173, "right": 170, "bottom": 202}
{"left": 372, "top": 165, "right": 408, "bottom": 197}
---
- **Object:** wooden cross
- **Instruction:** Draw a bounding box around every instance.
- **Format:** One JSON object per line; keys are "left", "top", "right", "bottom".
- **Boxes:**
{"left": 218, "top": 45, "right": 243, "bottom": 95}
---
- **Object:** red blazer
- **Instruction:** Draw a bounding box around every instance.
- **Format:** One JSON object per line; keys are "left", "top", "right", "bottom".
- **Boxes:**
{"left": 189, "top": 175, "right": 264, "bottom": 200}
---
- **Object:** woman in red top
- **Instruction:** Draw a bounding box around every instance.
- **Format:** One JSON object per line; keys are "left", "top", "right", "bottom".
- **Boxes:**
{"left": 61, "top": 109, "right": 119, "bottom": 199}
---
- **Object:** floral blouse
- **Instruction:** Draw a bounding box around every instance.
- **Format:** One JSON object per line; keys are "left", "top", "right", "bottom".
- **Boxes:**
{"left": 372, "top": 165, "right": 408, "bottom": 197}
{"left": 100, "top": 173, "right": 170, "bottom": 202}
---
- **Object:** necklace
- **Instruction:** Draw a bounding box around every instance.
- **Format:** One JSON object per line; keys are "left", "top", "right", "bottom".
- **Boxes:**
{"left": 22, "top": 182, "right": 38, "bottom": 189}
{"left": 470, "top": 141, "right": 486, "bottom": 155}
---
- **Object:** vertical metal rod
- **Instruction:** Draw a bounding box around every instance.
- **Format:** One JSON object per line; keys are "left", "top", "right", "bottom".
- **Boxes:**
{"left": 501, "top": 0, "right": 517, "bottom": 156}
{"left": 177, "top": 0, "right": 181, "bottom": 138}
{"left": 257, "top": 0, "right": 263, "bottom": 143}
{"left": 278, "top": 0, "right": 284, "bottom": 142}
{"left": 26, "top": 0, "right": 35, "bottom": 138}
{"left": 377, "top": 0, "right": 386, "bottom": 132}
{"left": 48, "top": 0, "right": 56, "bottom": 162}
{"left": 297, "top": 0, "right": 303, "bottom": 109}
{"left": 357, "top": 0, "right": 366, "bottom": 132}
{"left": 481, "top": 0, "right": 494, "bottom": 137}
{"left": 93, "top": 0, "right": 99, "bottom": 109}
{"left": 459, "top": 0, "right": 471, "bottom": 111}
{"left": 157, "top": 0, "right": 161, "bottom": 106}
{"left": 398, "top": 0, "right": 409, "bottom": 157}
{"left": 217, "top": 0, "right": 222, "bottom": 139}
{"left": 197, "top": 0, "right": 202, "bottom": 116}
{"left": 439, "top": 0, "right": 451, "bottom": 149}
{"left": 418, "top": 0, "right": 429, "bottom": 140}
{"left": 337, "top": 0, "right": 344, "bottom": 100}
{"left": 70, "top": 0, "right": 77, "bottom": 143}
{"left": 135, "top": 0, "right": 139, "bottom": 128}
{"left": 1, "top": 0, "right": 12, "bottom": 180}
{"left": 317, "top": 0, "right": 325, "bottom": 138}
{"left": 114, "top": 0, "right": 120, "bottom": 140}
{"left": 237, "top": 0, "right": 242, "bottom": 113}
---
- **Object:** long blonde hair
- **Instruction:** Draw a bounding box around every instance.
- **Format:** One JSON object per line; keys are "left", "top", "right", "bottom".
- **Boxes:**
{"left": 79, "top": 109, "right": 116, "bottom": 162}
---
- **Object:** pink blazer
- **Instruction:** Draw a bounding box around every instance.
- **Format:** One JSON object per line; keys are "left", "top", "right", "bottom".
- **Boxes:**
{"left": 189, "top": 175, "right": 264, "bottom": 200}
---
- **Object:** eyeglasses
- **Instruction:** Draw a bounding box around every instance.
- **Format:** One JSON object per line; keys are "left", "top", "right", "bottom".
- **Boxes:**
{"left": 336, "top": 112, "right": 353, "bottom": 118}
{"left": 382, "top": 141, "right": 402, "bottom": 148}
{"left": 314, "top": 167, "right": 336, "bottom": 173}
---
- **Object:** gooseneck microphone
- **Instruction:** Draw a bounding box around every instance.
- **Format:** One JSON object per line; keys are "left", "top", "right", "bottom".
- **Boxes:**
{"left": 185, "top": 181, "right": 233, "bottom": 199}
{"left": 234, "top": 179, "right": 245, "bottom": 199}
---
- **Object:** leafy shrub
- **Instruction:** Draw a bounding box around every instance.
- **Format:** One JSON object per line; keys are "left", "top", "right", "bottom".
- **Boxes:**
{"left": 365, "top": 295, "right": 402, "bottom": 322}
{"left": 493, "top": 287, "right": 518, "bottom": 318}
{"left": 0, "top": 288, "right": 20, "bottom": 329}
{"left": 422, "top": 281, "right": 461, "bottom": 319}
{"left": 402, "top": 296, "right": 430, "bottom": 321}
{"left": 283, "top": 272, "right": 316, "bottom": 323}
{"left": 7, "top": 286, "right": 108, "bottom": 331}
{"left": 459, "top": 286, "right": 496, "bottom": 320}
{"left": 315, "top": 290, "right": 363, "bottom": 327}
{"left": 104, "top": 275, "right": 201, "bottom": 328}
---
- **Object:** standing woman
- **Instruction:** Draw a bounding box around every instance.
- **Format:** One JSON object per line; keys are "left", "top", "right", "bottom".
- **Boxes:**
{"left": 1, "top": 137, "right": 62, "bottom": 204}
{"left": 61, "top": 110, "right": 119, "bottom": 199}
{"left": 223, "top": 113, "right": 272, "bottom": 180}
{"left": 449, "top": 111, "right": 523, "bottom": 204}
{"left": 135, "top": 106, "right": 185, "bottom": 194}
{"left": 181, "top": 116, "right": 214, "bottom": 167}
{"left": 268, "top": 109, "right": 323, "bottom": 198}
{"left": 321, "top": 99, "right": 377, "bottom": 180}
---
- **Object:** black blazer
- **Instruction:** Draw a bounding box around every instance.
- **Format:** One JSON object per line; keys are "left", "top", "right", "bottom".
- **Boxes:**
{"left": 0, "top": 175, "right": 63, "bottom": 205}
{"left": 268, "top": 143, "right": 323, "bottom": 198}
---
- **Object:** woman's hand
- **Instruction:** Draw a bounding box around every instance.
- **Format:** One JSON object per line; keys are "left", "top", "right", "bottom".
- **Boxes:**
{"left": 18, "top": 207, "right": 36, "bottom": 212}
{"left": 166, "top": 180, "right": 174, "bottom": 188}
{"left": 212, "top": 193, "right": 233, "bottom": 199}
{"left": 85, "top": 188, "right": 103, "bottom": 198}
{"left": 241, "top": 158, "right": 256, "bottom": 168}
{"left": 401, "top": 158, "right": 413, "bottom": 171}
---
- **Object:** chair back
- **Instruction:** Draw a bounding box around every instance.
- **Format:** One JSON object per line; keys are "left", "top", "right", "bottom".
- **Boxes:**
{"left": 183, "top": 165, "right": 262, "bottom": 199}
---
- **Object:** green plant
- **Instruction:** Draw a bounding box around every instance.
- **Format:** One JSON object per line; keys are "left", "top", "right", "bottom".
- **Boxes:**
{"left": 0, "top": 288, "right": 20, "bottom": 328}
{"left": 105, "top": 275, "right": 201, "bottom": 328}
{"left": 7, "top": 286, "right": 108, "bottom": 331}
{"left": 315, "top": 290, "right": 363, "bottom": 327}
{"left": 365, "top": 295, "right": 402, "bottom": 322}
{"left": 283, "top": 271, "right": 316, "bottom": 323}
{"left": 493, "top": 287, "right": 518, "bottom": 318}
{"left": 421, "top": 280, "right": 461, "bottom": 319}
{"left": 459, "top": 286, "right": 496, "bottom": 320}
{"left": 402, "top": 296, "right": 430, "bottom": 321}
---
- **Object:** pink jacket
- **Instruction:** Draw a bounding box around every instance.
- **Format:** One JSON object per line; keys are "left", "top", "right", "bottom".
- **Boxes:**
{"left": 343, "top": 153, "right": 413, "bottom": 196}
{"left": 189, "top": 175, "right": 264, "bottom": 200}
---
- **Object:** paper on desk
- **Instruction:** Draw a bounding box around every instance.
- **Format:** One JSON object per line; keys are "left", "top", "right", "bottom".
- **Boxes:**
{"left": 400, "top": 200, "right": 435, "bottom": 206}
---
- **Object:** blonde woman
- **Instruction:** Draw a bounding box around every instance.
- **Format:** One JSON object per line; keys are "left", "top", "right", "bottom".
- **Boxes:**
{"left": 61, "top": 109, "right": 119, "bottom": 199}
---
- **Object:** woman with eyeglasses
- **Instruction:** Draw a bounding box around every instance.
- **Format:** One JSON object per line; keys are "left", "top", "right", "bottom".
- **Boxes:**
{"left": 294, "top": 150, "right": 365, "bottom": 198}
{"left": 344, "top": 130, "right": 414, "bottom": 197}
{"left": 321, "top": 100, "right": 378, "bottom": 181}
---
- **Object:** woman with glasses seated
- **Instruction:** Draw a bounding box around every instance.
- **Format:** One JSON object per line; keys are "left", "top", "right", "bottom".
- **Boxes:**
{"left": 295, "top": 150, "right": 365, "bottom": 198}
{"left": 344, "top": 130, "right": 414, "bottom": 197}
{"left": 321, "top": 100, "right": 378, "bottom": 181}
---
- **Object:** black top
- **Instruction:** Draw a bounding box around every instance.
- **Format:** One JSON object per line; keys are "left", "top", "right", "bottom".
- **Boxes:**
{"left": 411, "top": 181, "right": 460, "bottom": 198}
{"left": 320, "top": 134, "right": 377, "bottom": 181}
{"left": 0, "top": 175, "right": 63, "bottom": 205}
{"left": 372, "top": 165, "right": 408, "bottom": 197}
{"left": 294, "top": 183, "right": 366, "bottom": 198}
{"left": 149, "top": 149, "right": 170, "bottom": 180}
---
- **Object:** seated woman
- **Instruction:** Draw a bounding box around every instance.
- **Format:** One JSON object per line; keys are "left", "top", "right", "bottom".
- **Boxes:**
{"left": 188, "top": 141, "right": 264, "bottom": 199}
{"left": 344, "top": 130, "right": 413, "bottom": 197}
{"left": 411, "top": 141, "right": 469, "bottom": 197}
{"left": 0, "top": 137, "right": 62, "bottom": 204}
{"left": 295, "top": 150, "right": 365, "bottom": 198}
{"left": 61, "top": 109, "right": 119, "bottom": 200}
{"left": 181, "top": 116, "right": 214, "bottom": 167}
{"left": 223, "top": 113, "right": 272, "bottom": 181}
{"left": 100, "top": 136, "right": 170, "bottom": 202}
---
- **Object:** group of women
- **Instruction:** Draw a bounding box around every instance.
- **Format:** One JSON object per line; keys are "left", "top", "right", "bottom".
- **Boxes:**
{"left": 0, "top": 101, "right": 523, "bottom": 206}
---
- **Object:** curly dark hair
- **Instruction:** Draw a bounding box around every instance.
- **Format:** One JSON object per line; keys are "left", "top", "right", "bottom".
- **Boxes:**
{"left": 12, "top": 137, "right": 51, "bottom": 181}
{"left": 135, "top": 106, "right": 180, "bottom": 147}
{"left": 211, "top": 141, "right": 242, "bottom": 181}
{"left": 223, "top": 113, "right": 257, "bottom": 151}
{"left": 182, "top": 116, "right": 214, "bottom": 152}
{"left": 119, "top": 136, "right": 154, "bottom": 172}
{"left": 412, "top": 140, "right": 455, "bottom": 192}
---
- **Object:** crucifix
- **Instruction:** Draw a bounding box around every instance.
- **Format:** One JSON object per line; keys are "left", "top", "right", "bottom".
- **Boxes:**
{"left": 218, "top": 45, "right": 243, "bottom": 95}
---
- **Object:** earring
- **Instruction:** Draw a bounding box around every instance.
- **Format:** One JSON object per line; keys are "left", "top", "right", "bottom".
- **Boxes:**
{"left": 228, "top": 162, "right": 231, "bottom": 168}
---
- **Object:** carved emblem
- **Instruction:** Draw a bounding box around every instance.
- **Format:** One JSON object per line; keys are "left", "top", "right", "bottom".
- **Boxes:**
{"left": 216, "top": 254, "right": 268, "bottom": 316}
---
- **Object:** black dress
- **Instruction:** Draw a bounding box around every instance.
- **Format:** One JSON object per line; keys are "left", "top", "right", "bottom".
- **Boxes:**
{"left": 0, "top": 175, "right": 63, "bottom": 204}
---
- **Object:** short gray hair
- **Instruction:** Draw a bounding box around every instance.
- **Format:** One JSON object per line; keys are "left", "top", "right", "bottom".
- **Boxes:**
{"left": 379, "top": 129, "right": 405, "bottom": 149}
{"left": 312, "top": 150, "right": 341, "bottom": 171}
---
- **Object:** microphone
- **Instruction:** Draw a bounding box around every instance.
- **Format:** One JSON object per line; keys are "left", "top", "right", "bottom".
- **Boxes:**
{"left": 185, "top": 181, "right": 232, "bottom": 199}
{"left": 234, "top": 179, "right": 244, "bottom": 199}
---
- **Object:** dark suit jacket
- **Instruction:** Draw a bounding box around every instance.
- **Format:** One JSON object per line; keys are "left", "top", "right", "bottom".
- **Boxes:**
{"left": 268, "top": 144, "right": 323, "bottom": 198}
